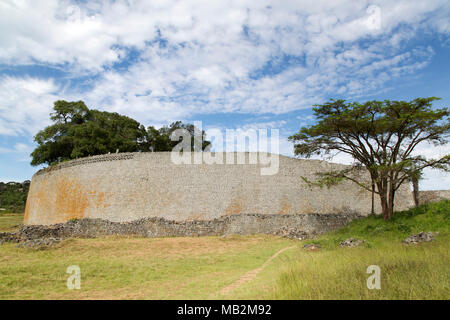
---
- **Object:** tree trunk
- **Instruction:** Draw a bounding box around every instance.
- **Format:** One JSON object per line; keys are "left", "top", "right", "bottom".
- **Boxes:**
{"left": 377, "top": 182, "right": 389, "bottom": 220}
{"left": 371, "top": 182, "right": 375, "bottom": 215}
{"left": 380, "top": 195, "right": 389, "bottom": 220}
{"left": 412, "top": 176, "right": 420, "bottom": 207}
{"left": 387, "top": 178, "right": 395, "bottom": 220}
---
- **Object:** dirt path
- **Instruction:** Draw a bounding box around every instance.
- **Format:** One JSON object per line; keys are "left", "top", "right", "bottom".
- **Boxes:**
{"left": 218, "top": 245, "right": 295, "bottom": 296}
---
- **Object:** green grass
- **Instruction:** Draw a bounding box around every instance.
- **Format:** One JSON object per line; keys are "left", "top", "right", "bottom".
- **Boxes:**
{"left": 0, "top": 201, "right": 448, "bottom": 299}
{"left": 267, "top": 236, "right": 448, "bottom": 299}
{"left": 267, "top": 200, "right": 450, "bottom": 300}
{"left": 0, "top": 213, "right": 24, "bottom": 232}
{"left": 300, "top": 200, "right": 450, "bottom": 249}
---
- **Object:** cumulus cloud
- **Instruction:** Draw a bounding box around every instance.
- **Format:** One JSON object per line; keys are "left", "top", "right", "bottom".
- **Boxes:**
{"left": 0, "top": 77, "right": 60, "bottom": 135}
{"left": 0, "top": 0, "right": 448, "bottom": 125}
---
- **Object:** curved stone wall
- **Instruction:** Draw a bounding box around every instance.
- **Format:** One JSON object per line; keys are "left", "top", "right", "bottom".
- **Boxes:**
{"left": 24, "top": 152, "right": 414, "bottom": 225}
{"left": 418, "top": 190, "right": 450, "bottom": 205}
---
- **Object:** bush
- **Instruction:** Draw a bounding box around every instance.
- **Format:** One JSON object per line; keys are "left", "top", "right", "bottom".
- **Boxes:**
{"left": 0, "top": 181, "right": 30, "bottom": 213}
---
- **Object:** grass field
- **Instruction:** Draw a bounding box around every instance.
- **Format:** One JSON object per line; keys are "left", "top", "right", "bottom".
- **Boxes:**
{"left": 0, "top": 201, "right": 448, "bottom": 300}
{"left": 0, "top": 213, "right": 23, "bottom": 232}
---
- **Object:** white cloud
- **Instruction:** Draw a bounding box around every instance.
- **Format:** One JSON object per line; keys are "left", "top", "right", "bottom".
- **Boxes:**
{"left": 409, "top": 142, "right": 450, "bottom": 190}
{"left": 0, "top": 77, "right": 60, "bottom": 136}
{"left": 0, "top": 0, "right": 448, "bottom": 125}
{"left": 0, "top": 142, "right": 32, "bottom": 155}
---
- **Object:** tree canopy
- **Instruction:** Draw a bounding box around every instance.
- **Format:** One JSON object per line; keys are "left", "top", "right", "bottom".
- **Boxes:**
{"left": 289, "top": 97, "right": 449, "bottom": 219}
{"left": 31, "top": 101, "right": 147, "bottom": 165}
{"left": 145, "top": 121, "right": 211, "bottom": 152}
{"left": 31, "top": 101, "right": 210, "bottom": 166}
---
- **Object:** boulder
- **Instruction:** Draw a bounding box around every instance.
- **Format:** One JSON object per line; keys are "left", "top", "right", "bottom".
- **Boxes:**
{"left": 403, "top": 231, "right": 436, "bottom": 245}
{"left": 340, "top": 238, "right": 365, "bottom": 247}
{"left": 273, "top": 226, "right": 309, "bottom": 240}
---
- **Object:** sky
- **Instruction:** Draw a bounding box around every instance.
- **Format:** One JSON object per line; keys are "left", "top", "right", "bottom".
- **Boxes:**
{"left": 0, "top": 0, "right": 449, "bottom": 190}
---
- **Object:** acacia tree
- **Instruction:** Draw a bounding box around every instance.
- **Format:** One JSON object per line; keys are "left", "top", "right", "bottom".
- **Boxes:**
{"left": 289, "top": 97, "right": 449, "bottom": 220}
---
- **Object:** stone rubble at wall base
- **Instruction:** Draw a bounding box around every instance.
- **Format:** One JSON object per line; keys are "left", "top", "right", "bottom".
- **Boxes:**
{"left": 16, "top": 237, "right": 62, "bottom": 249}
{"left": 0, "top": 212, "right": 362, "bottom": 247}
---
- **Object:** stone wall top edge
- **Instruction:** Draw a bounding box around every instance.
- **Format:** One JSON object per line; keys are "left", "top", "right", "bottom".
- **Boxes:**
{"left": 34, "top": 152, "right": 137, "bottom": 177}
{"left": 32, "top": 151, "right": 347, "bottom": 178}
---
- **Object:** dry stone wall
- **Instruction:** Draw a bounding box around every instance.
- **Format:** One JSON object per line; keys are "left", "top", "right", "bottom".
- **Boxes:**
{"left": 24, "top": 152, "right": 414, "bottom": 226}
{"left": 2, "top": 212, "right": 361, "bottom": 243}
{"left": 418, "top": 190, "right": 450, "bottom": 205}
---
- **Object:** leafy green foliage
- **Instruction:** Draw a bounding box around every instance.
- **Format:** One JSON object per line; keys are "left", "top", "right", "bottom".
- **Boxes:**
{"left": 0, "top": 181, "right": 30, "bottom": 213}
{"left": 145, "top": 121, "right": 211, "bottom": 152}
{"left": 300, "top": 174, "right": 345, "bottom": 189}
{"left": 31, "top": 101, "right": 147, "bottom": 166}
{"left": 30, "top": 101, "right": 211, "bottom": 166}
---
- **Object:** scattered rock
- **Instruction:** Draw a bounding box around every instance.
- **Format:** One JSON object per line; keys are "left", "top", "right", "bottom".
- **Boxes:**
{"left": 273, "top": 226, "right": 309, "bottom": 240}
{"left": 340, "top": 238, "right": 365, "bottom": 247}
{"left": 16, "top": 237, "right": 62, "bottom": 249}
{"left": 0, "top": 232, "right": 22, "bottom": 244}
{"left": 403, "top": 231, "right": 435, "bottom": 245}
{"left": 303, "top": 243, "right": 321, "bottom": 251}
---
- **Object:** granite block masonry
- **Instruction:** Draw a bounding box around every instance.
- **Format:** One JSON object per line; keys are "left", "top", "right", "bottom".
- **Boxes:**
{"left": 23, "top": 152, "right": 414, "bottom": 235}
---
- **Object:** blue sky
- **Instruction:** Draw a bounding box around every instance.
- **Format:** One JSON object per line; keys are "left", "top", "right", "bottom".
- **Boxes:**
{"left": 0, "top": 0, "right": 449, "bottom": 190}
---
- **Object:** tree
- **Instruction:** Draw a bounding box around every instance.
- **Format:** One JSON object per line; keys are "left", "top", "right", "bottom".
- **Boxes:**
{"left": 403, "top": 161, "right": 450, "bottom": 207}
{"left": 144, "top": 121, "right": 211, "bottom": 152}
{"left": 31, "top": 101, "right": 212, "bottom": 166}
{"left": 31, "top": 100, "right": 147, "bottom": 166}
{"left": 0, "top": 181, "right": 30, "bottom": 213}
{"left": 289, "top": 97, "right": 449, "bottom": 220}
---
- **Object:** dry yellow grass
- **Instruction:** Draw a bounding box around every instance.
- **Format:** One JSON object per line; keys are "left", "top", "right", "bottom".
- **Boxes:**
{"left": 0, "top": 234, "right": 295, "bottom": 299}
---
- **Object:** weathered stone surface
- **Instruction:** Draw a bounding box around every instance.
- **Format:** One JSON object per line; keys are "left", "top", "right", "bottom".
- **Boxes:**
{"left": 0, "top": 232, "right": 21, "bottom": 243}
{"left": 403, "top": 231, "right": 436, "bottom": 244}
{"left": 339, "top": 238, "right": 365, "bottom": 247}
{"left": 1, "top": 212, "right": 362, "bottom": 245}
{"left": 272, "top": 226, "right": 309, "bottom": 240}
{"left": 24, "top": 152, "right": 414, "bottom": 225}
{"left": 16, "top": 237, "right": 62, "bottom": 249}
{"left": 418, "top": 191, "right": 450, "bottom": 205}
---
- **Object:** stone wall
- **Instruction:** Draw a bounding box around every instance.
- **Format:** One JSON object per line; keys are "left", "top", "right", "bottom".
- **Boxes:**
{"left": 24, "top": 152, "right": 414, "bottom": 226}
{"left": 418, "top": 190, "right": 450, "bottom": 205}
{"left": 3, "top": 212, "right": 362, "bottom": 243}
